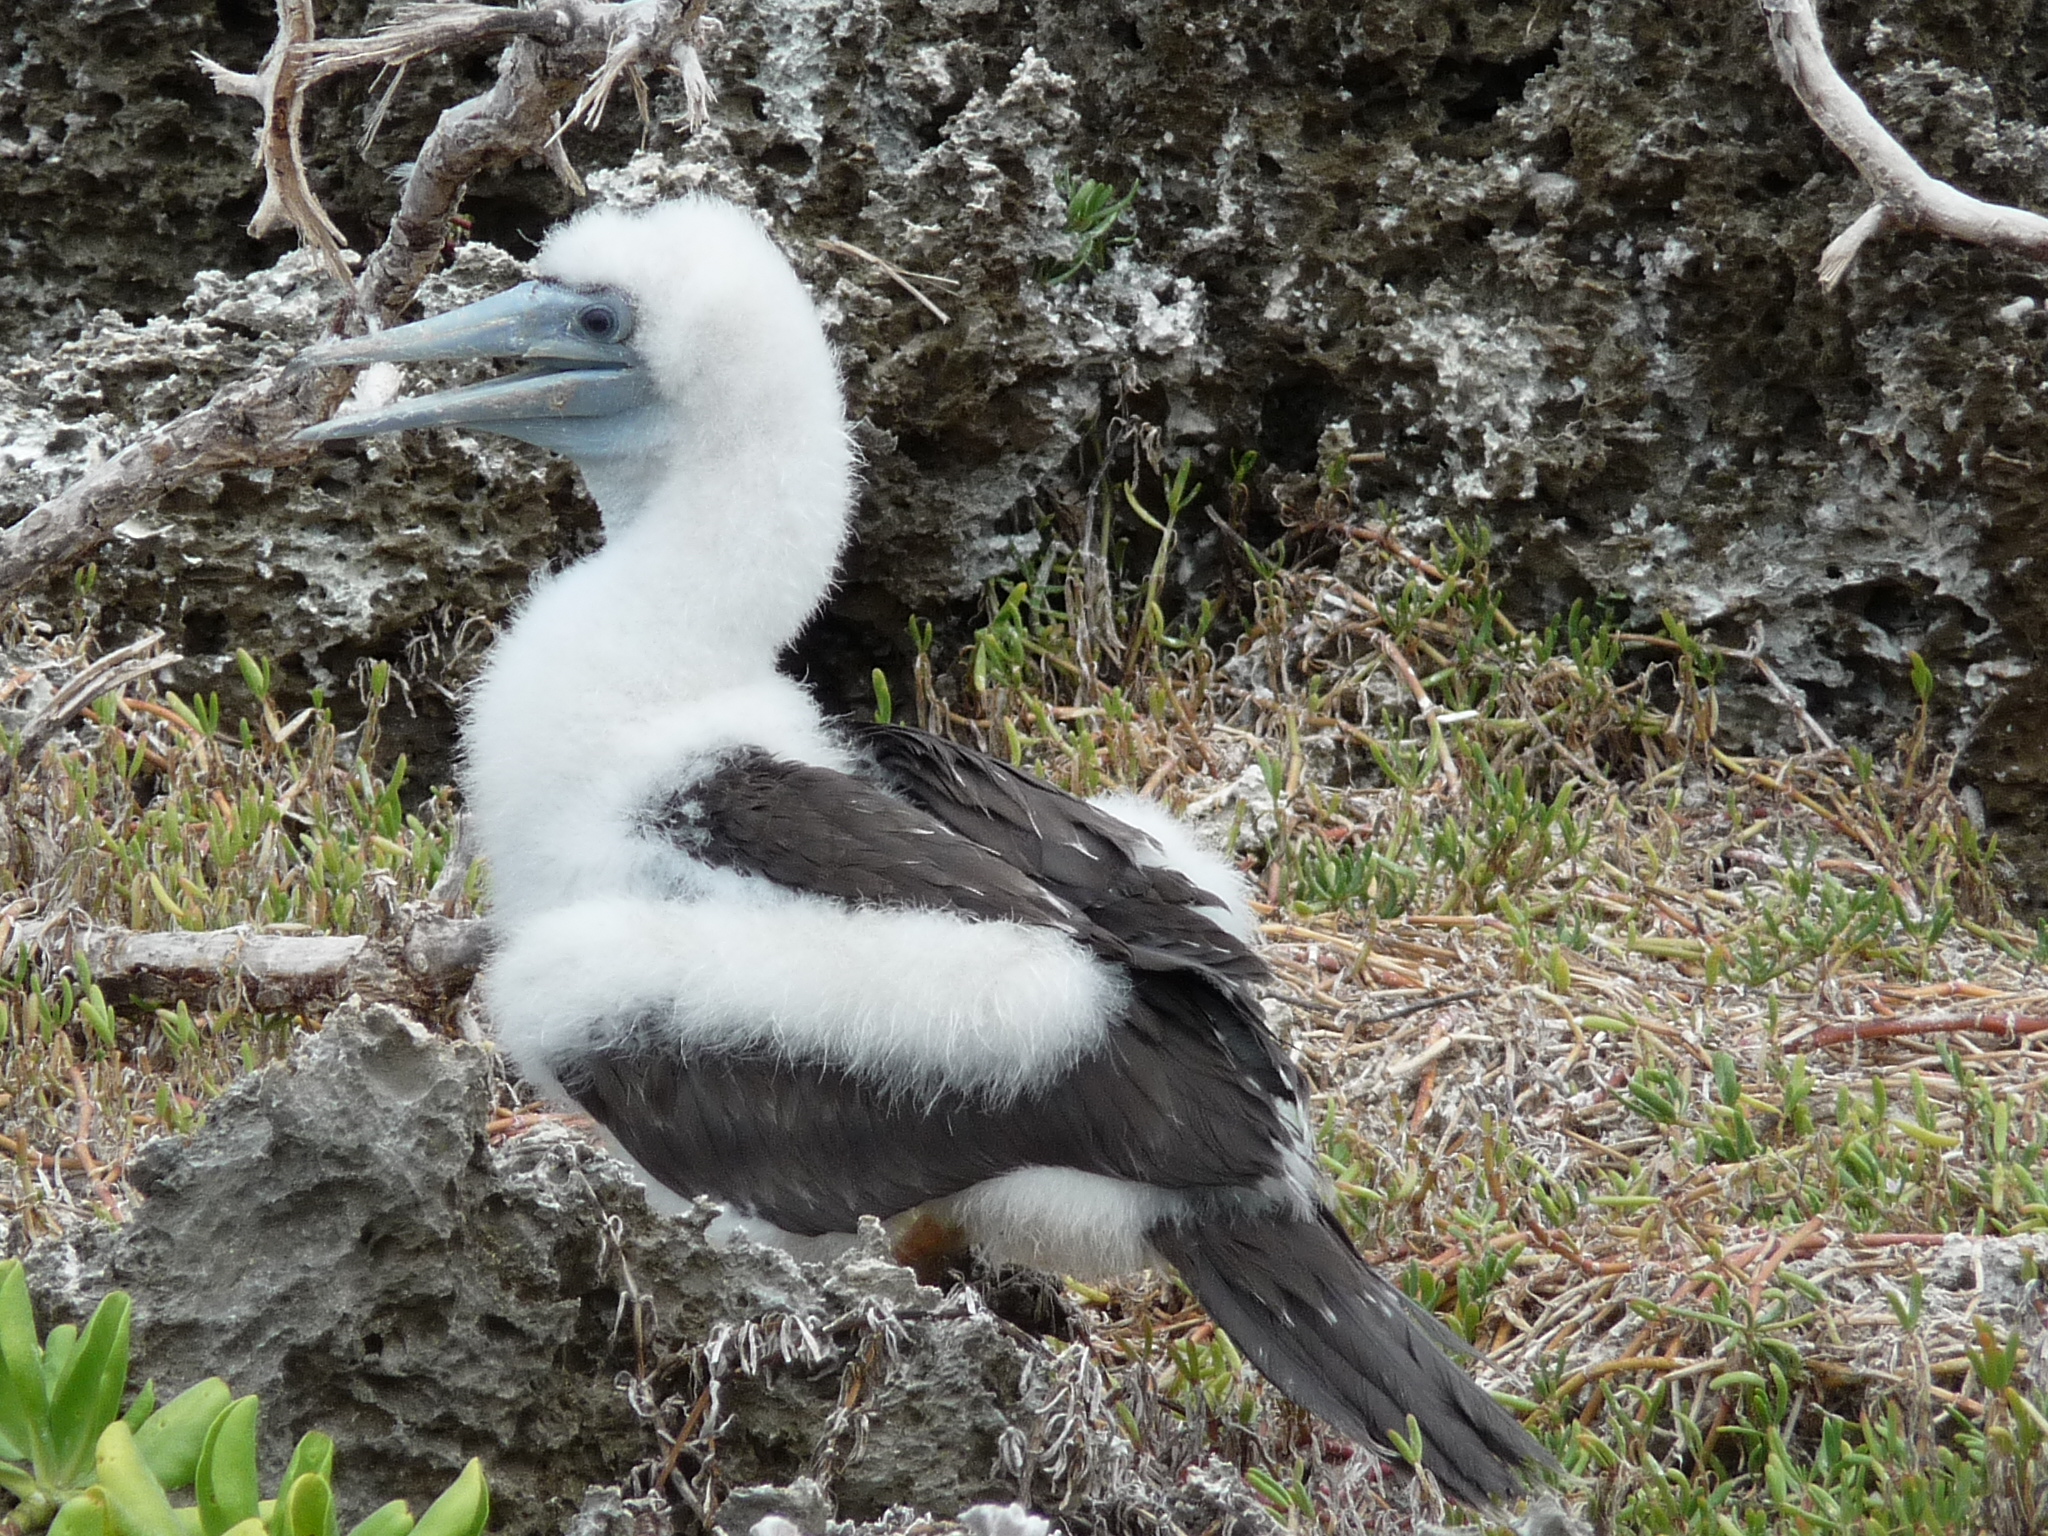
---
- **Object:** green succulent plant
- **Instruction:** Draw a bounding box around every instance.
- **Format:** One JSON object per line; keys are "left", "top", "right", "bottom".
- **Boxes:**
{"left": 0, "top": 1263, "right": 489, "bottom": 1536}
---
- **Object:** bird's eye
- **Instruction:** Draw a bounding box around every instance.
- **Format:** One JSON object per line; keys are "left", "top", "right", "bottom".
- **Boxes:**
{"left": 577, "top": 301, "right": 628, "bottom": 341}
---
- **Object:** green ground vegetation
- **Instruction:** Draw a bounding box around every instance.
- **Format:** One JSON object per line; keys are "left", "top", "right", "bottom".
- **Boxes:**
{"left": 913, "top": 444, "right": 2048, "bottom": 1536}
{"left": 0, "top": 443, "right": 2043, "bottom": 1534}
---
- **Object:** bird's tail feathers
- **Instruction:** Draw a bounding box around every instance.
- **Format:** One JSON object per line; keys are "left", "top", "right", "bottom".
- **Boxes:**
{"left": 1150, "top": 1207, "right": 1552, "bottom": 1509}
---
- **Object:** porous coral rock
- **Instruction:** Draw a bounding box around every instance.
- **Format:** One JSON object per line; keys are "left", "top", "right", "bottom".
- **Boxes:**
{"left": 19, "top": 1003, "right": 1042, "bottom": 1536}
{"left": 6, "top": 0, "right": 2048, "bottom": 891}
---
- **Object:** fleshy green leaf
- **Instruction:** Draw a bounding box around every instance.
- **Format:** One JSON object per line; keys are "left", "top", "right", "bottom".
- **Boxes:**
{"left": 195, "top": 1398, "right": 261, "bottom": 1536}
{"left": 133, "top": 1380, "right": 230, "bottom": 1493}
{"left": 123, "top": 1382, "right": 158, "bottom": 1435}
{"left": 281, "top": 1474, "right": 333, "bottom": 1536}
{"left": 0, "top": 1456, "right": 45, "bottom": 1501}
{"left": 0, "top": 1262, "right": 53, "bottom": 1469}
{"left": 41, "top": 1326, "right": 78, "bottom": 1394}
{"left": 343, "top": 1501, "right": 412, "bottom": 1536}
{"left": 265, "top": 1437, "right": 332, "bottom": 1536}
{"left": 50, "top": 1489, "right": 114, "bottom": 1536}
{"left": 92, "top": 1422, "right": 183, "bottom": 1536}
{"left": 408, "top": 1461, "right": 487, "bottom": 1536}
{"left": 49, "top": 1293, "right": 131, "bottom": 1484}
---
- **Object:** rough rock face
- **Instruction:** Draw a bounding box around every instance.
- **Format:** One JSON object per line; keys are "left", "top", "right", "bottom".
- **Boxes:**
{"left": 0, "top": 0, "right": 272, "bottom": 343}
{"left": 0, "top": 244, "right": 595, "bottom": 771}
{"left": 19, "top": 1003, "right": 1040, "bottom": 1536}
{"left": 4, "top": 0, "right": 2047, "bottom": 889}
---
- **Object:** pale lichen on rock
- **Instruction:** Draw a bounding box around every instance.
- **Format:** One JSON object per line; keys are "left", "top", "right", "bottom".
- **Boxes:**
{"left": 5, "top": 0, "right": 2048, "bottom": 885}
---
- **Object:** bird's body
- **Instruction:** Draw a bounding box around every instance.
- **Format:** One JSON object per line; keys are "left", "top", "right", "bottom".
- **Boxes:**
{"left": 298, "top": 197, "right": 1551, "bottom": 1507}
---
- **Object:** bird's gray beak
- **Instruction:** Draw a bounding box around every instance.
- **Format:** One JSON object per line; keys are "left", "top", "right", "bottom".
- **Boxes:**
{"left": 294, "top": 281, "right": 656, "bottom": 449}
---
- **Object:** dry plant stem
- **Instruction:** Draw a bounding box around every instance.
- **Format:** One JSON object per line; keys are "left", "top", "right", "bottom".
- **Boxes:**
{"left": 816, "top": 237, "right": 957, "bottom": 324}
{"left": 0, "top": 0, "right": 704, "bottom": 605}
{"left": 1371, "top": 631, "right": 1464, "bottom": 795}
{"left": 0, "top": 632, "right": 183, "bottom": 794}
{"left": 1762, "top": 0, "right": 2048, "bottom": 288}
{"left": 1740, "top": 638, "right": 1840, "bottom": 754}
{"left": 1799, "top": 1011, "right": 2048, "bottom": 1048}
{"left": 64, "top": 913, "right": 487, "bottom": 1014}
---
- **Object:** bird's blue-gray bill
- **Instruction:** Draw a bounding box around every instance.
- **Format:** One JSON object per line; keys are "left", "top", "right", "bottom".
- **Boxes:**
{"left": 293, "top": 280, "right": 655, "bottom": 446}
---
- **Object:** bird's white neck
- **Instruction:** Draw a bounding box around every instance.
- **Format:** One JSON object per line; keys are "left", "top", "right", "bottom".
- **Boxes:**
{"left": 461, "top": 417, "right": 854, "bottom": 922}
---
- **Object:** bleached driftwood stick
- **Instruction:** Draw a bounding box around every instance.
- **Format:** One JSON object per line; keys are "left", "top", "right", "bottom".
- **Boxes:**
{"left": 1762, "top": 0, "right": 2048, "bottom": 288}
{"left": 58, "top": 912, "right": 487, "bottom": 1014}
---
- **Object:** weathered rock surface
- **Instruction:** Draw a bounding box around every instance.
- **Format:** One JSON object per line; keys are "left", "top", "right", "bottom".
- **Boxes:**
{"left": 19, "top": 1002, "right": 1048, "bottom": 1536}
{"left": 0, "top": 243, "right": 595, "bottom": 772}
{"left": 5, "top": 0, "right": 2047, "bottom": 891}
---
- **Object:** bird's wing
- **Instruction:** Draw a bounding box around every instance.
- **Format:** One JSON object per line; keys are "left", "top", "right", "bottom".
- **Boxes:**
{"left": 545, "top": 746, "right": 1307, "bottom": 1237}
{"left": 856, "top": 723, "right": 1264, "bottom": 980}
{"left": 647, "top": 744, "right": 1102, "bottom": 944}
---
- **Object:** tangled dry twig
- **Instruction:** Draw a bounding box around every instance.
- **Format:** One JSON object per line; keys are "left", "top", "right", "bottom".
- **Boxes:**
{"left": 0, "top": 0, "right": 713, "bottom": 606}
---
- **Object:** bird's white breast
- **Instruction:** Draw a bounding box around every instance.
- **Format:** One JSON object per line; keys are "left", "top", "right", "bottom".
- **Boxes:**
{"left": 460, "top": 549, "right": 846, "bottom": 925}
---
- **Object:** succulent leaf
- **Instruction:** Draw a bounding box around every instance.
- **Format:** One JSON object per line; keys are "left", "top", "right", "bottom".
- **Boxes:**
{"left": 133, "top": 1380, "right": 230, "bottom": 1493}
{"left": 0, "top": 1262, "right": 53, "bottom": 1468}
{"left": 92, "top": 1422, "right": 184, "bottom": 1536}
{"left": 407, "top": 1461, "right": 487, "bottom": 1536}
{"left": 265, "top": 1437, "right": 333, "bottom": 1536}
{"left": 342, "top": 1501, "right": 412, "bottom": 1536}
{"left": 281, "top": 1473, "right": 333, "bottom": 1536}
{"left": 50, "top": 1489, "right": 115, "bottom": 1536}
{"left": 42, "top": 1326, "right": 78, "bottom": 1393}
{"left": 123, "top": 1383, "right": 158, "bottom": 1435}
{"left": 50, "top": 1294, "right": 132, "bottom": 1484}
{"left": 0, "top": 1456, "right": 46, "bottom": 1501}
{"left": 194, "top": 1397, "right": 261, "bottom": 1536}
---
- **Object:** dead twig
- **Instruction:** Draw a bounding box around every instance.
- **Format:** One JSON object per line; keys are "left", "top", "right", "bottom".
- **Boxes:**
{"left": 10, "top": 912, "right": 487, "bottom": 1015}
{"left": 1372, "top": 631, "right": 1468, "bottom": 796}
{"left": 1762, "top": 0, "right": 2048, "bottom": 289}
{"left": 195, "top": 0, "right": 353, "bottom": 288}
{"left": 1724, "top": 627, "right": 1841, "bottom": 754}
{"left": 1348, "top": 988, "right": 1487, "bottom": 1030}
{"left": 816, "top": 238, "right": 957, "bottom": 325}
{"left": 0, "top": 632, "right": 182, "bottom": 794}
{"left": 1795, "top": 1012, "right": 2048, "bottom": 1050}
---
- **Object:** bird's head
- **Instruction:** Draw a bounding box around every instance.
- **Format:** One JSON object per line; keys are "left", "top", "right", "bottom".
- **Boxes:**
{"left": 296, "top": 196, "right": 847, "bottom": 531}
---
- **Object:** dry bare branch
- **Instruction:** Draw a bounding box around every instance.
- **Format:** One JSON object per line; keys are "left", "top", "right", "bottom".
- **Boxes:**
{"left": 195, "top": 0, "right": 353, "bottom": 288}
{"left": 1762, "top": 0, "right": 2048, "bottom": 289}
{"left": 0, "top": 366, "right": 357, "bottom": 605}
{"left": 0, "top": 0, "right": 712, "bottom": 606}
{"left": 0, "top": 631, "right": 182, "bottom": 794}
{"left": 356, "top": 2, "right": 703, "bottom": 320}
{"left": 59, "top": 912, "right": 486, "bottom": 1014}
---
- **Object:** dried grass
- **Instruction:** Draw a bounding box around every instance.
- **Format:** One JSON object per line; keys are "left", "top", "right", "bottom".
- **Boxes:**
{"left": 0, "top": 453, "right": 2043, "bottom": 1529}
{"left": 0, "top": 598, "right": 469, "bottom": 1243}
{"left": 916, "top": 456, "right": 2048, "bottom": 1532}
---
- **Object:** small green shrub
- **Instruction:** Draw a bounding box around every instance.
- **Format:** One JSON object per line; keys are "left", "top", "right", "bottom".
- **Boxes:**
{"left": 1043, "top": 175, "right": 1139, "bottom": 284}
{"left": 0, "top": 1263, "right": 488, "bottom": 1536}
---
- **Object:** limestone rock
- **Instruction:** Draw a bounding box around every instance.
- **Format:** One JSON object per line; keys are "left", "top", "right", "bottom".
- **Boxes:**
{"left": 5, "top": 0, "right": 2048, "bottom": 890}
{"left": 20, "top": 1002, "right": 1035, "bottom": 1536}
